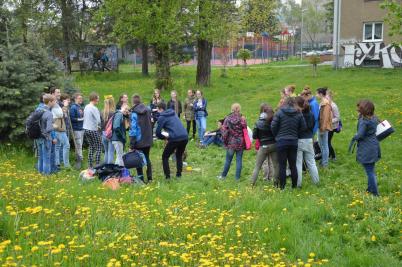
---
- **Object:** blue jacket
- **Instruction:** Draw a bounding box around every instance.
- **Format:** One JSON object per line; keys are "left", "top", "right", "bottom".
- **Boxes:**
{"left": 351, "top": 116, "right": 381, "bottom": 164}
{"left": 193, "top": 98, "right": 208, "bottom": 119}
{"left": 308, "top": 97, "right": 320, "bottom": 135}
{"left": 70, "top": 103, "right": 84, "bottom": 131}
{"left": 111, "top": 111, "right": 127, "bottom": 144}
{"left": 156, "top": 109, "right": 188, "bottom": 142}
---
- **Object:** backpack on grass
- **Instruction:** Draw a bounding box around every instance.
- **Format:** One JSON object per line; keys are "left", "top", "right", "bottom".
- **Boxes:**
{"left": 25, "top": 109, "right": 45, "bottom": 139}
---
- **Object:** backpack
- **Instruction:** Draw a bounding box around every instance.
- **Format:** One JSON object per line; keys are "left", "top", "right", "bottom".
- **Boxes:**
{"left": 25, "top": 109, "right": 45, "bottom": 139}
{"left": 104, "top": 113, "right": 115, "bottom": 139}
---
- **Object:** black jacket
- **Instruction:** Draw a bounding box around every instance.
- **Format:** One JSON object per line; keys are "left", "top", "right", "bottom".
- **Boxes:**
{"left": 130, "top": 103, "right": 153, "bottom": 148}
{"left": 252, "top": 118, "right": 275, "bottom": 145}
{"left": 271, "top": 106, "right": 306, "bottom": 141}
{"left": 298, "top": 111, "right": 315, "bottom": 139}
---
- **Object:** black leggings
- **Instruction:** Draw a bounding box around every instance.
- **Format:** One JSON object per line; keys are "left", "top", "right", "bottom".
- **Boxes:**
{"left": 136, "top": 146, "right": 152, "bottom": 182}
{"left": 186, "top": 120, "right": 196, "bottom": 137}
{"left": 277, "top": 145, "right": 298, "bottom": 189}
{"left": 162, "top": 140, "right": 188, "bottom": 179}
{"left": 328, "top": 130, "right": 336, "bottom": 159}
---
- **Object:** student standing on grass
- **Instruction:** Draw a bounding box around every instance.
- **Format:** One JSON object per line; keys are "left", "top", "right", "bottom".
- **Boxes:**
{"left": 194, "top": 90, "right": 208, "bottom": 144}
{"left": 56, "top": 93, "right": 71, "bottom": 169}
{"left": 167, "top": 90, "right": 182, "bottom": 118}
{"left": 112, "top": 104, "right": 129, "bottom": 166}
{"left": 316, "top": 88, "right": 333, "bottom": 168}
{"left": 83, "top": 92, "right": 102, "bottom": 169}
{"left": 150, "top": 89, "right": 164, "bottom": 129}
{"left": 271, "top": 97, "right": 306, "bottom": 189}
{"left": 102, "top": 95, "right": 116, "bottom": 164}
{"left": 70, "top": 93, "right": 85, "bottom": 169}
{"left": 250, "top": 103, "right": 279, "bottom": 187}
{"left": 36, "top": 94, "right": 57, "bottom": 175}
{"left": 130, "top": 94, "right": 153, "bottom": 183}
{"left": 184, "top": 89, "right": 196, "bottom": 139}
{"left": 295, "top": 97, "right": 319, "bottom": 187}
{"left": 50, "top": 87, "right": 62, "bottom": 171}
{"left": 327, "top": 90, "right": 341, "bottom": 161}
{"left": 52, "top": 92, "right": 70, "bottom": 169}
{"left": 116, "top": 93, "right": 129, "bottom": 110}
{"left": 301, "top": 87, "right": 320, "bottom": 136}
{"left": 218, "top": 103, "right": 246, "bottom": 181}
{"left": 155, "top": 102, "right": 188, "bottom": 180}
{"left": 349, "top": 100, "right": 381, "bottom": 196}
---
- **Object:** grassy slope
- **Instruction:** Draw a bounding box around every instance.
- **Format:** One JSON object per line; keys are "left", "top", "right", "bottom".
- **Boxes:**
{"left": 0, "top": 64, "right": 401, "bottom": 266}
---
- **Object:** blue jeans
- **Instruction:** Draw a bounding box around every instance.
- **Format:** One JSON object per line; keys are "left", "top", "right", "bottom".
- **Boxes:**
{"left": 55, "top": 132, "right": 70, "bottom": 167}
{"left": 102, "top": 134, "right": 115, "bottom": 164}
{"left": 221, "top": 149, "right": 244, "bottom": 180}
{"left": 202, "top": 135, "right": 223, "bottom": 147}
{"left": 196, "top": 116, "right": 207, "bottom": 141}
{"left": 318, "top": 131, "right": 329, "bottom": 167}
{"left": 37, "top": 138, "right": 52, "bottom": 175}
{"left": 363, "top": 163, "right": 379, "bottom": 196}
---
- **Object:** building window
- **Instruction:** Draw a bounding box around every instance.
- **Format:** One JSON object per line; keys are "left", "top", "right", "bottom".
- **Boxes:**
{"left": 363, "top": 22, "right": 383, "bottom": 42}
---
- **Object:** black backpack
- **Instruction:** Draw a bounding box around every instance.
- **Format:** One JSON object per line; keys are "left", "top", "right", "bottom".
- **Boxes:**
{"left": 25, "top": 109, "right": 45, "bottom": 139}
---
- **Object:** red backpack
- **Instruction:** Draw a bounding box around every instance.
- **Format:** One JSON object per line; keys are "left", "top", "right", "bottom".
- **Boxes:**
{"left": 104, "top": 114, "right": 115, "bottom": 139}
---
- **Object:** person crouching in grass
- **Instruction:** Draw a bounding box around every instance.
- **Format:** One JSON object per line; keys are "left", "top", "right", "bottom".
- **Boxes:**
{"left": 200, "top": 119, "right": 225, "bottom": 148}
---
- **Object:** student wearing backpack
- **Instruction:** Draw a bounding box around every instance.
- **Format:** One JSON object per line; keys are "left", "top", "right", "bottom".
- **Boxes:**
{"left": 271, "top": 97, "right": 306, "bottom": 189}
{"left": 112, "top": 104, "right": 130, "bottom": 166}
{"left": 349, "top": 100, "right": 381, "bottom": 196}
{"left": 129, "top": 94, "right": 153, "bottom": 183}
{"left": 70, "top": 93, "right": 84, "bottom": 169}
{"left": 193, "top": 90, "right": 208, "bottom": 144}
{"left": 316, "top": 88, "right": 333, "bottom": 168}
{"left": 218, "top": 103, "right": 247, "bottom": 181}
{"left": 35, "top": 94, "right": 57, "bottom": 175}
{"left": 102, "top": 95, "right": 116, "bottom": 164}
{"left": 155, "top": 102, "right": 188, "bottom": 179}
{"left": 83, "top": 92, "right": 102, "bottom": 168}
{"left": 295, "top": 97, "right": 319, "bottom": 187}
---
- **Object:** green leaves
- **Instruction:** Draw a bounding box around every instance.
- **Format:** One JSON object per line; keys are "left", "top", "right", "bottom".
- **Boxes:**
{"left": 381, "top": 0, "right": 402, "bottom": 45}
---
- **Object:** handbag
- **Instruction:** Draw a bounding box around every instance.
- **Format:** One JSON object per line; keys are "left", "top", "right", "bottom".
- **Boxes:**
{"left": 123, "top": 150, "right": 146, "bottom": 169}
{"left": 335, "top": 120, "right": 343, "bottom": 133}
{"left": 376, "top": 120, "right": 394, "bottom": 141}
{"left": 255, "top": 139, "right": 260, "bottom": 151}
{"left": 243, "top": 127, "right": 252, "bottom": 150}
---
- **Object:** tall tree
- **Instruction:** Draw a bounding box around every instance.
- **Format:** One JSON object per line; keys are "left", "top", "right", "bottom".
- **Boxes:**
{"left": 302, "top": 0, "right": 328, "bottom": 48}
{"left": 381, "top": 0, "right": 402, "bottom": 45}
{"left": 241, "top": 0, "right": 279, "bottom": 35}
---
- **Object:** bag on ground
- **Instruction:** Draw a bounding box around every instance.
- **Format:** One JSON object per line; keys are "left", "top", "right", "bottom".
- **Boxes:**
{"left": 94, "top": 163, "right": 124, "bottom": 181}
{"left": 123, "top": 150, "right": 146, "bottom": 169}
{"left": 25, "top": 109, "right": 45, "bottom": 139}
{"left": 103, "top": 178, "right": 120, "bottom": 190}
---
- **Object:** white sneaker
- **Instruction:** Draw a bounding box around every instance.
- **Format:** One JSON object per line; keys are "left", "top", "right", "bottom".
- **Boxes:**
{"left": 217, "top": 175, "right": 226, "bottom": 180}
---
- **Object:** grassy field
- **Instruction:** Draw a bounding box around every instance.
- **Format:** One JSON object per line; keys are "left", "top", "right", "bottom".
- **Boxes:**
{"left": 0, "top": 64, "right": 401, "bottom": 266}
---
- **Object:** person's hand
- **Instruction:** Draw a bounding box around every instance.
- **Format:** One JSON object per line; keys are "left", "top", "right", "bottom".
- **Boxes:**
{"left": 52, "top": 139, "right": 57, "bottom": 144}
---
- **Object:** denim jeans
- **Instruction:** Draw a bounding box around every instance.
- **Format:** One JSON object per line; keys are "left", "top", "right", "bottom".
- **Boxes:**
{"left": 36, "top": 138, "right": 52, "bottom": 175}
{"left": 112, "top": 141, "right": 124, "bottom": 166}
{"left": 251, "top": 144, "right": 278, "bottom": 185}
{"left": 55, "top": 131, "right": 70, "bottom": 167}
{"left": 102, "top": 134, "right": 115, "bottom": 164}
{"left": 362, "top": 163, "right": 379, "bottom": 196}
{"left": 318, "top": 131, "right": 329, "bottom": 167}
{"left": 221, "top": 149, "right": 244, "bottom": 180}
{"left": 202, "top": 135, "right": 223, "bottom": 147}
{"left": 296, "top": 139, "right": 319, "bottom": 187}
{"left": 196, "top": 116, "right": 207, "bottom": 141}
{"left": 50, "top": 142, "right": 58, "bottom": 173}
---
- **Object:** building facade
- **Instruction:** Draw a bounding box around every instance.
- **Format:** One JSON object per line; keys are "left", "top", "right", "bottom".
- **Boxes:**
{"left": 333, "top": 0, "right": 402, "bottom": 68}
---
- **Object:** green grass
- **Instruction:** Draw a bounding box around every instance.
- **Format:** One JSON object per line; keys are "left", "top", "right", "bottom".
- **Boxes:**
{"left": 0, "top": 64, "right": 401, "bottom": 266}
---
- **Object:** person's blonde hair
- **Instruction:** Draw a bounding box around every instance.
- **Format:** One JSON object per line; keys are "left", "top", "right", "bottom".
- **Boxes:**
{"left": 231, "top": 103, "right": 241, "bottom": 113}
{"left": 103, "top": 97, "right": 116, "bottom": 121}
{"left": 43, "top": 94, "right": 56, "bottom": 104}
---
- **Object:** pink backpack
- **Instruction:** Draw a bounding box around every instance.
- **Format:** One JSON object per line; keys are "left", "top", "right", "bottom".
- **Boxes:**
{"left": 104, "top": 114, "right": 115, "bottom": 139}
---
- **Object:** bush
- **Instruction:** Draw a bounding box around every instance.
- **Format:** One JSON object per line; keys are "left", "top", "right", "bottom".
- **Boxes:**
{"left": 0, "top": 42, "right": 59, "bottom": 143}
{"left": 237, "top": 49, "right": 251, "bottom": 68}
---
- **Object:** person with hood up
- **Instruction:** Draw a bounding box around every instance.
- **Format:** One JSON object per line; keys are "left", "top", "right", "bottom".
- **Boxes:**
{"left": 271, "top": 97, "right": 306, "bottom": 189}
{"left": 155, "top": 102, "right": 188, "bottom": 179}
{"left": 129, "top": 94, "right": 153, "bottom": 183}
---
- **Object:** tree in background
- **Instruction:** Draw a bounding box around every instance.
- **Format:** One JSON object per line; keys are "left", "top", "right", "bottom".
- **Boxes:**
{"left": 237, "top": 48, "right": 251, "bottom": 68}
{"left": 324, "top": 0, "right": 334, "bottom": 34}
{"left": 302, "top": 0, "right": 328, "bottom": 49}
{"left": 381, "top": 0, "right": 402, "bottom": 45}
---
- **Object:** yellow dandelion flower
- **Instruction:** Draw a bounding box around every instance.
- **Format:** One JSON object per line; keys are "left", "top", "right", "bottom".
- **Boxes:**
{"left": 371, "top": 235, "right": 376, "bottom": 241}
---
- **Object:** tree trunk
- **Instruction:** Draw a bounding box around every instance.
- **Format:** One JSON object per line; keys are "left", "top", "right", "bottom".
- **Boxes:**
{"left": 61, "top": 0, "right": 72, "bottom": 74}
{"left": 154, "top": 44, "right": 171, "bottom": 90}
{"left": 196, "top": 39, "right": 212, "bottom": 86}
{"left": 141, "top": 40, "right": 149, "bottom": 76}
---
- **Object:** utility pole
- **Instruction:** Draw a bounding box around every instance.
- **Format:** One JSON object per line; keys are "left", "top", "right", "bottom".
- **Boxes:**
{"left": 333, "top": 0, "right": 342, "bottom": 69}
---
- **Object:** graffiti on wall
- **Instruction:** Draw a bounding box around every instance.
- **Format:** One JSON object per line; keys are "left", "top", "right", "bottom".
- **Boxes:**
{"left": 343, "top": 42, "right": 402, "bottom": 68}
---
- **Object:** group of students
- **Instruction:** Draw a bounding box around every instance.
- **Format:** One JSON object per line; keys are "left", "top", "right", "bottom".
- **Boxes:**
{"left": 33, "top": 84, "right": 382, "bottom": 196}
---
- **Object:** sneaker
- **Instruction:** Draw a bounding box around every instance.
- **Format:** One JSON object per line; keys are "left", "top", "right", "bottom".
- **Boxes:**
{"left": 183, "top": 162, "right": 188, "bottom": 167}
{"left": 217, "top": 175, "right": 226, "bottom": 180}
